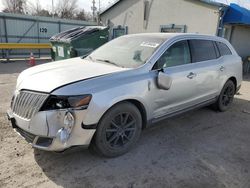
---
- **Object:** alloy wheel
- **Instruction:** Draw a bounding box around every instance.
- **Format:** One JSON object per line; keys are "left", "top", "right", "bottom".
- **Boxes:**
{"left": 105, "top": 112, "right": 136, "bottom": 148}
{"left": 221, "top": 85, "right": 234, "bottom": 107}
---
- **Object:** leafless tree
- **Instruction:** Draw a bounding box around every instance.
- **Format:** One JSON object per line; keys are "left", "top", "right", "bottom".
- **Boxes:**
{"left": 2, "top": 0, "right": 27, "bottom": 14}
{"left": 75, "top": 9, "right": 92, "bottom": 21}
{"left": 75, "top": 9, "right": 86, "bottom": 20}
{"left": 3, "top": 0, "right": 91, "bottom": 21}
{"left": 28, "top": 0, "right": 52, "bottom": 17}
{"left": 55, "top": 0, "right": 78, "bottom": 19}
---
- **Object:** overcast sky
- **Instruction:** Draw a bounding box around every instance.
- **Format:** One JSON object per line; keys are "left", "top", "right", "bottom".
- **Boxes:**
{"left": 0, "top": 0, "right": 116, "bottom": 12}
{"left": 0, "top": 0, "right": 250, "bottom": 12}
{"left": 215, "top": 0, "right": 250, "bottom": 9}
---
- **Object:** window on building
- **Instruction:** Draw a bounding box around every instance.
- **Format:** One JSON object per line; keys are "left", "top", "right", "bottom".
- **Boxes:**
{"left": 189, "top": 40, "right": 217, "bottom": 62}
{"left": 222, "top": 26, "right": 232, "bottom": 41}
{"left": 144, "top": 0, "right": 149, "bottom": 21}
{"left": 160, "top": 24, "right": 186, "bottom": 33}
{"left": 216, "top": 41, "right": 232, "bottom": 56}
{"left": 153, "top": 40, "right": 191, "bottom": 69}
{"left": 112, "top": 25, "right": 128, "bottom": 39}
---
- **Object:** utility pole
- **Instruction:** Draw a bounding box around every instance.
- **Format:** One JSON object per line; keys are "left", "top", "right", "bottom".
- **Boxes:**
{"left": 98, "top": 0, "right": 101, "bottom": 25}
{"left": 99, "top": 0, "right": 101, "bottom": 13}
{"left": 52, "top": 0, "right": 54, "bottom": 18}
{"left": 91, "top": 0, "right": 97, "bottom": 22}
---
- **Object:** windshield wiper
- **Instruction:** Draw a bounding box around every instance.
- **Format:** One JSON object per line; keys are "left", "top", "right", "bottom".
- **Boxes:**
{"left": 87, "top": 55, "right": 94, "bottom": 61}
{"left": 96, "top": 59, "right": 122, "bottom": 68}
{"left": 81, "top": 54, "right": 90, "bottom": 59}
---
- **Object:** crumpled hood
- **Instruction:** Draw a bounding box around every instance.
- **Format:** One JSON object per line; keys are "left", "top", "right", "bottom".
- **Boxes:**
{"left": 17, "top": 57, "right": 128, "bottom": 93}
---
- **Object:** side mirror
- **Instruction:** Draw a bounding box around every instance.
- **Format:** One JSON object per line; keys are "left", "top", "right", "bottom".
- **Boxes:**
{"left": 157, "top": 71, "right": 172, "bottom": 90}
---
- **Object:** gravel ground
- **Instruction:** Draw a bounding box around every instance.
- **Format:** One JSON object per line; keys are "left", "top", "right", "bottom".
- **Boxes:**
{"left": 0, "top": 60, "right": 250, "bottom": 188}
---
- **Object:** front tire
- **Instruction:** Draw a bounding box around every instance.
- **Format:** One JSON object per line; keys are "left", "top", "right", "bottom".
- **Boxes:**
{"left": 214, "top": 80, "right": 235, "bottom": 112}
{"left": 92, "top": 102, "right": 142, "bottom": 157}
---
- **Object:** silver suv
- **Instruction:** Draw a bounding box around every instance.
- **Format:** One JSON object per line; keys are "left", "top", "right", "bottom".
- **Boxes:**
{"left": 7, "top": 33, "right": 242, "bottom": 157}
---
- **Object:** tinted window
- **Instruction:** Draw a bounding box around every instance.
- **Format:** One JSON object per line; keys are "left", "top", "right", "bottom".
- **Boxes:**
{"left": 154, "top": 40, "right": 191, "bottom": 69}
{"left": 213, "top": 41, "right": 220, "bottom": 58}
{"left": 216, "top": 42, "right": 232, "bottom": 56}
{"left": 189, "top": 40, "right": 217, "bottom": 62}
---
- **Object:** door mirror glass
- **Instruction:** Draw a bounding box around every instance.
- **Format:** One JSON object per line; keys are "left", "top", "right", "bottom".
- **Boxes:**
{"left": 157, "top": 71, "right": 172, "bottom": 90}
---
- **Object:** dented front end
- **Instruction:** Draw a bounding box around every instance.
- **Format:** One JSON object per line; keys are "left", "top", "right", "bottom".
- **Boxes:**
{"left": 7, "top": 90, "right": 95, "bottom": 151}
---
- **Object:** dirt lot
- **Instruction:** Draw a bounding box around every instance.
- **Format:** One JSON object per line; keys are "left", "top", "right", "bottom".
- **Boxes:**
{"left": 0, "top": 61, "right": 250, "bottom": 188}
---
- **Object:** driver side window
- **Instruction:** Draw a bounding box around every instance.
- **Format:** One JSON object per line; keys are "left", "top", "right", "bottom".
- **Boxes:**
{"left": 153, "top": 40, "right": 191, "bottom": 69}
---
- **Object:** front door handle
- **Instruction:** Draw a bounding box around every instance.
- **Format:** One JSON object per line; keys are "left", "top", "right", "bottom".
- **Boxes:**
{"left": 187, "top": 72, "right": 196, "bottom": 79}
{"left": 220, "top": 66, "right": 225, "bottom": 72}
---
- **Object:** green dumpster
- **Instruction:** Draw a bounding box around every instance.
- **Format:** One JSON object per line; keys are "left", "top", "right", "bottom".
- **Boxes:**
{"left": 50, "top": 26, "right": 109, "bottom": 61}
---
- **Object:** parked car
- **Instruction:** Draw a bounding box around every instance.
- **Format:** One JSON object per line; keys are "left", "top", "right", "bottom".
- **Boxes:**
{"left": 7, "top": 33, "right": 242, "bottom": 157}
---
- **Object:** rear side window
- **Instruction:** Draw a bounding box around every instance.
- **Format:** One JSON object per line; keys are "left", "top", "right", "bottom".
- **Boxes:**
{"left": 216, "top": 42, "right": 232, "bottom": 56}
{"left": 189, "top": 40, "right": 217, "bottom": 62}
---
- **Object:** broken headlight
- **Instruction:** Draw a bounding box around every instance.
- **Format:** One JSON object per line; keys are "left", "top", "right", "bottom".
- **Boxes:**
{"left": 40, "top": 94, "right": 92, "bottom": 111}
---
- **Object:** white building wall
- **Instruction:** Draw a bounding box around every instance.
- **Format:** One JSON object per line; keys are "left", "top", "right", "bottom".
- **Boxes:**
{"left": 101, "top": 0, "right": 144, "bottom": 35}
{"left": 100, "top": 0, "right": 220, "bottom": 37}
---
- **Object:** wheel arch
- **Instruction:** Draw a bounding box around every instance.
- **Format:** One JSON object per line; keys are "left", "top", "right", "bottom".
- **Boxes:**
{"left": 228, "top": 76, "right": 237, "bottom": 92}
{"left": 98, "top": 99, "right": 148, "bottom": 130}
{"left": 124, "top": 99, "right": 148, "bottom": 129}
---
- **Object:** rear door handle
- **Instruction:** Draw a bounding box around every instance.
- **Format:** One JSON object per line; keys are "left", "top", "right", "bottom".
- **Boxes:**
{"left": 187, "top": 72, "right": 196, "bottom": 79}
{"left": 220, "top": 66, "right": 225, "bottom": 72}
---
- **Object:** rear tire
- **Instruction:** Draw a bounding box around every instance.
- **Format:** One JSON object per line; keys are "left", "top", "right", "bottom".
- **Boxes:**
{"left": 92, "top": 102, "right": 142, "bottom": 157}
{"left": 213, "top": 80, "right": 235, "bottom": 112}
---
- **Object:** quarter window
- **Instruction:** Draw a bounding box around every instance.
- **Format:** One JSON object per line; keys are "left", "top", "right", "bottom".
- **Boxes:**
{"left": 189, "top": 40, "right": 217, "bottom": 62}
{"left": 216, "top": 42, "right": 232, "bottom": 56}
{"left": 153, "top": 40, "right": 191, "bottom": 69}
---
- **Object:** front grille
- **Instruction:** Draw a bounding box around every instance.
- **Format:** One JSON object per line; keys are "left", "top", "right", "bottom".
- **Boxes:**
{"left": 15, "top": 126, "right": 36, "bottom": 143}
{"left": 11, "top": 90, "right": 49, "bottom": 120}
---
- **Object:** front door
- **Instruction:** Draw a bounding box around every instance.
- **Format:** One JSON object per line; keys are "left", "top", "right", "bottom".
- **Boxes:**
{"left": 150, "top": 40, "right": 199, "bottom": 119}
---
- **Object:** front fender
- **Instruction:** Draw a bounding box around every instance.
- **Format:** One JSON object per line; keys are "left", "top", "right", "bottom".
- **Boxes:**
{"left": 81, "top": 83, "right": 150, "bottom": 127}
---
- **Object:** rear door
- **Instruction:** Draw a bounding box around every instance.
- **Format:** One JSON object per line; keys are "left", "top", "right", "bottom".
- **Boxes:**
{"left": 188, "top": 39, "right": 221, "bottom": 103}
{"left": 215, "top": 41, "right": 234, "bottom": 89}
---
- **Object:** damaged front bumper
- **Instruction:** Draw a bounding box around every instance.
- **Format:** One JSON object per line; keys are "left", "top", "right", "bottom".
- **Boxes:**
{"left": 7, "top": 109, "right": 96, "bottom": 151}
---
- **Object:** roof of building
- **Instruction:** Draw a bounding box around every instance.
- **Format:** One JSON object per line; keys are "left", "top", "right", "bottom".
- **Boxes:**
{"left": 100, "top": 0, "right": 225, "bottom": 15}
{"left": 223, "top": 3, "right": 250, "bottom": 25}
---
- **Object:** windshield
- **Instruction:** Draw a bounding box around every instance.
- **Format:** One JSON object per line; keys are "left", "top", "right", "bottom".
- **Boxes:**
{"left": 87, "top": 35, "right": 166, "bottom": 68}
